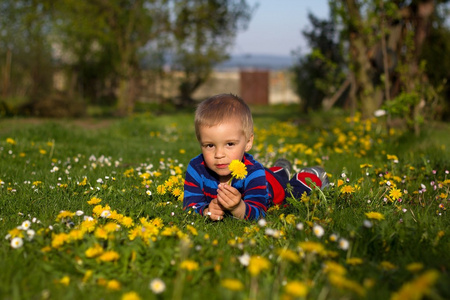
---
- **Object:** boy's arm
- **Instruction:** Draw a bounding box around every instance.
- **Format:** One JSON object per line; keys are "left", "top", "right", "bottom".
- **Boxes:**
{"left": 217, "top": 168, "right": 268, "bottom": 220}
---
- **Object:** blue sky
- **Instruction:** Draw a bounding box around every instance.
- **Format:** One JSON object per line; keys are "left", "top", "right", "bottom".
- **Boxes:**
{"left": 231, "top": 0, "right": 330, "bottom": 57}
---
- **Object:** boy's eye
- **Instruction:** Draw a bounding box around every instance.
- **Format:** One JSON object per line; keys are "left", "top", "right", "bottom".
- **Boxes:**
{"left": 227, "top": 142, "right": 235, "bottom": 147}
{"left": 204, "top": 144, "right": 214, "bottom": 148}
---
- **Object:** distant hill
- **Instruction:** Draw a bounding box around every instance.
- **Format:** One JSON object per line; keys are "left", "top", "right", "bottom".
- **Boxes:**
{"left": 215, "top": 54, "right": 296, "bottom": 70}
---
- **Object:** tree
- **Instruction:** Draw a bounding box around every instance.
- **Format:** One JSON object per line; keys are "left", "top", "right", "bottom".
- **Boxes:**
{"left": 53, "top": 0, "right": 171, "bottom": 116}
{"left": 171, "top": 0, "right": 252, "bottom": 106}
{"left": 291, "top": 13, "right": 345, "bottom": 112}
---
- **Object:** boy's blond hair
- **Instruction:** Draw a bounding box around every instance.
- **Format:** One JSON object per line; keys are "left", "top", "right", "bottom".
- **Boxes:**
{"left": 195, "top": 93, "right": 253, "bottom": 142}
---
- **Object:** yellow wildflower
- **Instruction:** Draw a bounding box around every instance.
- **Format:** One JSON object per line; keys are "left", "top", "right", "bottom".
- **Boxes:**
{"left": 323, "top": 261, "right": 347, "bottom": 276}
{"left": 406, "top": 262, "right": 424, "bottom": 272}
{"left": 56, "top": 210, "right": 75, "bottom": 221}
{"left": 248, "top": 256, "right": 271, "bottom": 276}
{"left": 8, "top": 228, "right": 24, "bottom": 238}
{"left": 156, "top": 184, "right": 166, "bottom": 195}
{"left": 58, "top": 276, "right": 70, "bottom": 286}
{"left": 180, "top": 259, "right": 199, "bottom": 271}
{"left": 341, "top": 185, "right": 355, "bottom": 194}
{"left": 391, "top": 270, "right": 439, "bottom": 300}
{"left": 121, "top": 291, "right": 141, "bottom": 300}
{"left": 51, "top": 233, "right": 69, "bottom": 249}
{"left": 87, "top": 197, "right": 102, "bottom": 205}
{"left": 99, "top": 250, "right": 120, "bottom": 262}
{"left": 228, "top": 160, "right": 247, "bottom": 180}
{"left": 82, "top": 270, "right": 93, "bottom": 283}
{"left": 221, "top": 278, "right": 244, "bottom": 291}
{"left": 120, "top": 216, "right": 134, "bottom": 228}
{"left": 365, "top": 212, "right": 385, "bottom": 221}
{"left": 387, "top": 154, "right": 398, "bottom": 160}
{"left": 284, "top": 280, "right": 308, "bottom": 298}
{"left": 277, "top": 248, "right": 300, "bottom": 263}
{"left": 6, "top": 138, "right": 16, "bottom": 145}
{"left": 328, "top": 274, "right": 365, "bottom": 296}
{"left": 380, "top": 261, "right": 396, "bottom": 271}
{"left": 298, "top": 241, "right": 325, "bottom": 255}
{"left": 68, "top": 229, "right": 84, "bottom": 242}
{"left": 346, "top": 257, "right": 363, "bottom": 265}
{"left": 186, "top": 225, "right": 198, "bottom": 236}
{"left": 106, "top": 279, "right": 121, "bottom": 291}
{"left": 85, "top": 244, "right": 104, "bottom": 258}
{"left": 389, "top": 188, "right": 402, "bottom": 201}
{"left": 80, "top": 219, "right": 97, "bottom": 233}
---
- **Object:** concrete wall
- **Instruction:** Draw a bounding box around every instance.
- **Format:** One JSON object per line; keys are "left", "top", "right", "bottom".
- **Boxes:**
{"left": 192, "top": 70, "right": 300, "bottom": 104}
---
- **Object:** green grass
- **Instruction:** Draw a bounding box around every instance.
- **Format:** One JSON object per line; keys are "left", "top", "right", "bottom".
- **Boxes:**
{"left": 0, "top": 107, "right": 449, "bottom": 300}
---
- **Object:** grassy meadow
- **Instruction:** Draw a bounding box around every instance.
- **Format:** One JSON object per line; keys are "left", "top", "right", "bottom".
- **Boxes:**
{"left": 1, "top": 106, "right": 449, "bottom": 300}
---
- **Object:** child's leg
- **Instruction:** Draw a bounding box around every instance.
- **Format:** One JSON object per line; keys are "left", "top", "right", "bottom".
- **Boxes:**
{"left": 289, "top": 166, "right": 329, "bottom": 199}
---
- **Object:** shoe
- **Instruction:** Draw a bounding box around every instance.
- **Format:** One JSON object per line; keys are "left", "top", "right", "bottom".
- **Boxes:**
{"left": 299, "top": 166, "right": 330, "bottom": 190}
{"left": 273, "top": 158, "right": 292, "bottom": 179}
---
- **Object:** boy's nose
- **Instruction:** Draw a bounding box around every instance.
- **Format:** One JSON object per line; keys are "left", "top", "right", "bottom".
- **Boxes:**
{"left": 214, "top": 147, "right": 225, "bottom": 158}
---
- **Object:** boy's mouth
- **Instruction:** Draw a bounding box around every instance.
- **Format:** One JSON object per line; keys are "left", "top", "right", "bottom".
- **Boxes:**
{"left": 216, "top": 164, "right": 228, "bottom": 169}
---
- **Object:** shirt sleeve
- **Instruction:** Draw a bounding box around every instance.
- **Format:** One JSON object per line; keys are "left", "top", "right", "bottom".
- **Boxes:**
{"left": 183, "top": 161, "right": 209, "bottom": 216}
{"left": 233, "top": 161, "right": 269, "bottom": 220}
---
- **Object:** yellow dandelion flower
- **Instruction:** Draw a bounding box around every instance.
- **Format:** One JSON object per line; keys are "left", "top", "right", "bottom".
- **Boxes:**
{"left": 51, "top": 232, "right": 69, "bottom": 249}
{"left": 391, "top": 270, "right": 439, "bottom": 300}
{"left": 323, "top": 261, "right": 347, "bottom": 276}
{"left": 172, "top": 187, "right": 182, "bottom": 197}
{"left": 221, "top": 278, "right": 244, "bottom": 291}
{"left": 380, "top": 261, "right": 396, "bottom": 271}
{"left": 341, "top": 185, "right": 355, "bottom": 194}
{"left": 56, "top": 210, "right": 75, "bottom": 221}
{"left": 120, "top": 216, "right": 134, "bottom": 228}
{"left": 94, "top": 228, "right": 109, "bottom": 240}
{"left": 328, "top": 274, "right": 365, "bottom": 296}
{"left": 106, "top": 279, "right": 122, "bottom": 291}
{"left": 360, "top": 163, "right": 373, "bottom": 168}
{"left": 121, "top": 291, "right": 141, "bottom": 300}
{"left": 58, "top": 276, "right": 70, "bottom": 286}
{"left": 85, "top": 244, "right": 104, "bottom": 258}
{"left": 387, "top": 154, "right": 398, "bottom": 160}
{"left": 8, "top": 228, "right": 24, "bottom": 238}
{"left": 6, "top": 138, "right": 16, "bottom": 145}
{"left": 68, "top": 229, "right": 84, "bottom": 242}
{"left": 228, "top": 160, "right": 247, "bottom": 180}
{"left": 248, "top": 256, "right": 271, "bottom": 276}
{"left": 277, "top": 248, "right": 300, "bottom": 263}
{"left": 186, "top": 225, "right": 198, "bottom": 236}
{"left": 156, "top": 184, "right": 166, "bottom": 195}
{"left": 88, "top": 197, "right": 102, "bottom": 205}
{"left": 180, "top": 259, "right": 199, "bottom": 271}
{"left": 284, "top": 280, "right": 308, "bottom": 298}
{"left": 99, "top": 250, "right": 120, "bottom": 262}
{"left": 406, "top": 262, "right": 424, "bottom": 272}
{"left": 389, "top": 188, "right": 402, "bottom": 200}
{"left": 82, "top": 270, "right": 93, "bottom": 283}
{"left": 298, "top": 241, "right": 325, "bottom": 255}
{"left": 337, "top": 179, "right": 344, "bottom": 187}
{"left": 365, "top": 211, "right": 385, "bottom": 221}
{"left": 78, "top": 177, "right": 87, "bottom": 186}
{"left": 104, "top": 222, "right": 120, "bottom": 233}
{"left": 80, "top": 219, "right": 97, "bottom": 233}
{"left": 346, "top": 257, "right": 363, "bottom": 265}
{"left": 39, "top": 149, "right": 47, "bottom": 155}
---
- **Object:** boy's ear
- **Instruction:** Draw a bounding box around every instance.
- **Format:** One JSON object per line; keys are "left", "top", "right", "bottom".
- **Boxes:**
{"left": 245, "top": 134, "right": 254, "bottom": 151}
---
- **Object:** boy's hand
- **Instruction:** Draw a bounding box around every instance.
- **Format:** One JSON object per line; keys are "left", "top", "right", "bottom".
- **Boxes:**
{"left": 205, "top": 199, "right": 225, "bottom": 221}
{"left": 217, "top": 183, "right": 246, "bottom": 219}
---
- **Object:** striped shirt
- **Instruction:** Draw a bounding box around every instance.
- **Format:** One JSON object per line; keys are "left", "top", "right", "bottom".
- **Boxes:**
{"left": 183, "top": 153, "right": 269, "bottom": 220}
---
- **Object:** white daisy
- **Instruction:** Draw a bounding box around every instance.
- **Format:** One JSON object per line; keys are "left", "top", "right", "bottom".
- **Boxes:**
{"left": 149, "top": 278, "right": 166, "bottom": 294}
{"left": 11, "top": 237, "right": 23, "bottom": 249}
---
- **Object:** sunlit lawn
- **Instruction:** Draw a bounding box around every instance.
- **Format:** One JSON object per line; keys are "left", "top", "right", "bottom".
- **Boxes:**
{"left": 1, "top": 106, "right": 449, "bottom": 300}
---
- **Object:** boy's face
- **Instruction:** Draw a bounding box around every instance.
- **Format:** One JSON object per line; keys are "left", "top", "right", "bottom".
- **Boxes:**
{"left": 199, "top": 120, "right": 253, "bottom": 183}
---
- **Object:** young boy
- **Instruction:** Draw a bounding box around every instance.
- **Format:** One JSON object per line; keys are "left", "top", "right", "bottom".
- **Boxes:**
{"left": 183, "top": 93, "right": 329, "bottom": 221}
